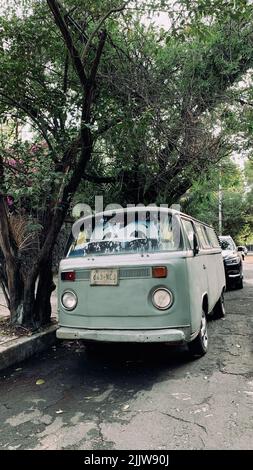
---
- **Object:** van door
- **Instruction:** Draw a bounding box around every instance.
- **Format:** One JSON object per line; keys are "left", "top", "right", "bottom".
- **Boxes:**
{"left": 194, "top": 223, "right": 219, "bottom": 312}
{"left": 181, "top": 218, "right": 208, "bottom": 334}
{"left": 205, "top": 226, "right": 225, "bottom": 300}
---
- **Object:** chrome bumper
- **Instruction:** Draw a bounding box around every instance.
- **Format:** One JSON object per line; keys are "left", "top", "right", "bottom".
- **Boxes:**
{"left": 56, "top": 327, "right": 186, "bottom": 343}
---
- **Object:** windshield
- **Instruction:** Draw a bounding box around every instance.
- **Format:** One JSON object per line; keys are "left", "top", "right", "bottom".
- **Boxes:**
{"left": 67, "top": 210, "right": 182, "bottom": 257}
{"left": 220, "top": 239, "right": 234, "bottom": 251}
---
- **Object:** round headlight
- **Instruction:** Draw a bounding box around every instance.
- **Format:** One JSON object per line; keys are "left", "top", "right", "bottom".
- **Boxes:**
{"left": 61, "top": 291, "right": 77, "bottom": 311}
{"left": 152, "top": 288, "right": 173, "bottom": 310}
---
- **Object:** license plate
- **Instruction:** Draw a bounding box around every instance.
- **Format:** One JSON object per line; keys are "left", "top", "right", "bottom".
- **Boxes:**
{"left": 90, "top": 269, "right": 118, "bottom": 286}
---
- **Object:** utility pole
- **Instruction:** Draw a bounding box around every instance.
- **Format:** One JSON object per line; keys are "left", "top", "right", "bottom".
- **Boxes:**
{"left": 218, "top": 167, "right": 222, "bottom": 235}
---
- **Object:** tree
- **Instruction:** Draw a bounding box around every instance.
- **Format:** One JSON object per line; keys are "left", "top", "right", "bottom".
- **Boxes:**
{"left": 83, "top": 0, "right": 253, "bottom": 205}
{"left": 0, "top": 0, "right": 129, "bottom": 327}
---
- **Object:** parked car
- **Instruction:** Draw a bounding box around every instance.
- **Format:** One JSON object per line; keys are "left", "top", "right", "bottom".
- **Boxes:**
{"left": 243, "top": 245, "right": 248, "bottom": 255}
{"left": 57, "top": 207, "right": 226, "bottom": 358}
{"left": 237, "top": 245, "right": 248, "bottom": 260}
{"left": 219, "top": 235, "right": 243, "bottom": 289}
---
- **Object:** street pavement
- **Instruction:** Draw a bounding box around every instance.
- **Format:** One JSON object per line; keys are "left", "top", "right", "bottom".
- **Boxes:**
{"left": 0, "top": 259, "right": 252, "bottom": 450}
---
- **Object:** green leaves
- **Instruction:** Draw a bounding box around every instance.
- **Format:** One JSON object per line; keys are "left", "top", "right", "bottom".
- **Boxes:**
{"left": 181, "top": 157, "right": 250, "bottom": 242}
{"left": 1, "top": 0, "right": 253, "bottom": 211}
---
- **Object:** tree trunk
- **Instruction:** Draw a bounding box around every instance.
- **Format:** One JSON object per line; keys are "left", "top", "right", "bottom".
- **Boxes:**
{"left": 0, "top": 195, "right": 25, "bottom": 324}
{"left": 6, "top": 261, "right": 24, "bottom": 325}
{"left": 34, "top": 257, "right": 55, "bottom": 327}
{"left": 22, "top": 280, "right": 36, "bottom": 328}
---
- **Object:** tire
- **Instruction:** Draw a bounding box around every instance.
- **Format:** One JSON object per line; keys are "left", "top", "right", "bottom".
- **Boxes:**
{"left": 236, "top": 276, "right": 243, "bottom": 289}
{"left": 212, "top": 290, "right": 226, "bottom": 319}
{"left": 188, "top": 310, "right": 208, "bottom": 358}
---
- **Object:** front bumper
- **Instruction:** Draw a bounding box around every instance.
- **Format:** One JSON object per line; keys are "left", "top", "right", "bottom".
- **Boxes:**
{"left": 224, "top": 262, "right": 242, "bottom": 280}
{"left": 56, "top": 326, "right": 186, "bottom": 343}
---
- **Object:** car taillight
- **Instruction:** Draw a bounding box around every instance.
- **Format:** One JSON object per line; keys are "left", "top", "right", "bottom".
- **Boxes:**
{"left": 152, "top": 266, "right": 167, "bottom": 278}
{"left": 61, "top": 271, "right": 76, "bottom": 281}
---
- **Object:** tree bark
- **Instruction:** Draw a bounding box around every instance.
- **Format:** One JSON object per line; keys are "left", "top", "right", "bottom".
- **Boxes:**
{"left": 0, "top": 196, "right": 25, "bottom": 323}
{"left": 33, "top": 257, "right": 55, "bottom": 327}
{"left": 21, "top": 280, "right": 36, "bottom": 328}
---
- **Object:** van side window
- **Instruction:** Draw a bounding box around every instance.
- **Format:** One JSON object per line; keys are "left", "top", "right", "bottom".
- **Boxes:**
{"left": 181, "top": 219, "right": 195, "bottom": 250}
{"left": 206, "top": 227, "right": 220, "bottom": 248}
{"left": 195, "top": 223, "right": 211, "bottom": 249}
{"left": 203, "top": 227, "right": 212, "bottom": 248}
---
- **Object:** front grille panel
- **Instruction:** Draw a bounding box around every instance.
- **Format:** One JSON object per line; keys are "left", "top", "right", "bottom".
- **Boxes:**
{"left": 74, "top": 267, "right": 151, "bottom": 281}
{"left": 119, "top": 267, "right": 151, "bottom": 279}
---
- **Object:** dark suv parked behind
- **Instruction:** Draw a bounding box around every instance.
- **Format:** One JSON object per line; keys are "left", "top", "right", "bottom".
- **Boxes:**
{"left": 219, "top": 235, "right": 243, "bottom": 289}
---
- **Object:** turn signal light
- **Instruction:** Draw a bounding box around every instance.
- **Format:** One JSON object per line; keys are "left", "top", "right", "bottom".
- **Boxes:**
{"left": 61, "top": 271, "right": 76, "bottom": 282}
{"left": 152, "top": 266, "right": 167, "bottom": 278}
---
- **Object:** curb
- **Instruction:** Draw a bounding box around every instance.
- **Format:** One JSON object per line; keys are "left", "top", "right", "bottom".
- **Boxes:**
{"left": 0, "top": 324, "right": 58, "bottom": 371}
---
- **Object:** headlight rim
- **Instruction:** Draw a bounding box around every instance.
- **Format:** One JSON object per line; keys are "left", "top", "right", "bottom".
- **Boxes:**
{"left": 61, "top": 290, "right": 78, "bottom": 311}
{"left": 224, "top": 255, "right": 240, "bottom": 265}
{"left": 152, "top": 287, "right": 173, "bottom": 311}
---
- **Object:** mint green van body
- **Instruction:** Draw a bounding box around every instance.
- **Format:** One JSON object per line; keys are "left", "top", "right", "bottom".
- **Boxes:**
{"left": 57, "top": 208, "right": 226, "bottom": 355}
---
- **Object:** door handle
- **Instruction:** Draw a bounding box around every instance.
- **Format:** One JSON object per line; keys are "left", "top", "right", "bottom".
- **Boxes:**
{"left": 203, "top": 264, "right": 207, "bottom": 270}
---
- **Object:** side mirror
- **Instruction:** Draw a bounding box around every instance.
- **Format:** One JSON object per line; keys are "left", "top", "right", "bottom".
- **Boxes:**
{"left": 193, "top": 233, "right": 199, "bottom": 256}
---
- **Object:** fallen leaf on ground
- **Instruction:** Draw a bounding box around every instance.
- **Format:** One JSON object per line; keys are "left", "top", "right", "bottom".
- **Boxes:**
{"left": 36, "top": 379, "right": 45, "bottom": 385}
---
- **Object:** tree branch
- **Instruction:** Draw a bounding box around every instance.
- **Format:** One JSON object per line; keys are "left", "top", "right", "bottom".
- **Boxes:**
{"left": 83, "top": 172, "right": 115, "bottom": 184}
{"left": 56, "top": 134, "right": 82, "bottom": 171}
{"left": 63, "top": 50, "right": 69, "bottom": 94}
{"left": 95, "top": 116, "right": 123, "bottom": 136}
{"left": 89, "top": 30, "right": 107, "bottom": 83}
{"left": 81, "top": 2, "right": 128, "bottom": 63}
{"left": 47, "top": 0, "right": 87, "bottom": 88}
{"left": 0, "top": 91, "right": 54, "bottom": 153}
{"left": 0, "top": 195, "right": 17, "bottom": 267}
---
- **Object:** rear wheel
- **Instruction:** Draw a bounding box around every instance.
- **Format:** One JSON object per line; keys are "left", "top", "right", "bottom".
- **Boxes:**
{"left": 188, "top": 310, "right": 208, "bottom": 358}
{"left": 212, "top": 290, "right": 225, "bottom": 319}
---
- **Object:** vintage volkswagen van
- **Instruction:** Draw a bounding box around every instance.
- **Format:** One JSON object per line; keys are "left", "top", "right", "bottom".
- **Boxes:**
{"left": 57, "top": 207, "right": 226, "bottom": 356}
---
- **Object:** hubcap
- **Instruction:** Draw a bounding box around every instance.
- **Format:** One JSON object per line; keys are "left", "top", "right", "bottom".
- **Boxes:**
{"left": 200, "top": 313, "right": 208, "bottom": 349}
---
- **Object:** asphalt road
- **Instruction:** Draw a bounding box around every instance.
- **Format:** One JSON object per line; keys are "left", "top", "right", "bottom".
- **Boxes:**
{"left": 0, "top": 259, "right": 252, "bottom": 450}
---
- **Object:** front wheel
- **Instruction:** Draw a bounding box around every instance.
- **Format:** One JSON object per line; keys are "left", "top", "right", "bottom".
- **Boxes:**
{"left": 188, "top": 311, "right": 208, "bottom": 358}
{"left": 236, "top": 276, "right": 243, "bottom": 289}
